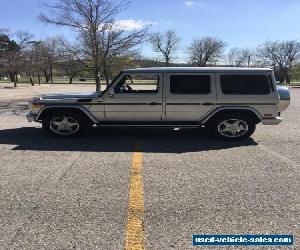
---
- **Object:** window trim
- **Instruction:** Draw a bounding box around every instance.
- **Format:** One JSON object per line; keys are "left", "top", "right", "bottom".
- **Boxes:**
{"left": 268, "top": 74, "right": 275, "bottom": 92}
{"left": 112, "top": 73, "right": 160, "bottom": 95}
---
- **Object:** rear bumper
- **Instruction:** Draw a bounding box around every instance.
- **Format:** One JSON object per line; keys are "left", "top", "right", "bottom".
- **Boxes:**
{"left": 261, "top": 117, "right": 282, "bottom": 125}
{"left": 26, "top": 112, "right": 37, "bottom": 122}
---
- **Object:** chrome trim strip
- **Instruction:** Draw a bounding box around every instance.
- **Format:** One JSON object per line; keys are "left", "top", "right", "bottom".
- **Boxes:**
{"left": 38, "top": 102, "right": 163, "bottom": 106}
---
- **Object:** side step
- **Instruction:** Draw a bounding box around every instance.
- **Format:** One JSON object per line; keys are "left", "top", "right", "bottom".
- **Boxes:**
{"left": 97, "top": 124, "right": 200, "bottom": 128}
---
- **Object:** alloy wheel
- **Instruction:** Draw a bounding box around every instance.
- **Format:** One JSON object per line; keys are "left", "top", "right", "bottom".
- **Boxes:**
{"left": 217, "top": 119, "right": 249, "bottom": 138}
{"left": 49, "top": 116, "right": 80, "bottom": 136}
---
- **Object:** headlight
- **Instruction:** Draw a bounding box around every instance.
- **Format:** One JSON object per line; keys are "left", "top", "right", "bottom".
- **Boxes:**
{"left": 28, "top": 101, "right": 44, "bottom": 112}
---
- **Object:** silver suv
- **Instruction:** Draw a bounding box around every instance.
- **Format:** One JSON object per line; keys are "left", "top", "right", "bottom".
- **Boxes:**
{"left": 27, "top": 67, "right": 290, "bottom": 140}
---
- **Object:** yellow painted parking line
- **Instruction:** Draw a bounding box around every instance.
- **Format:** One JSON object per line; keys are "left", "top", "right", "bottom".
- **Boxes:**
{"left": 125, "top": 143, "right": 144, "bottom": 250}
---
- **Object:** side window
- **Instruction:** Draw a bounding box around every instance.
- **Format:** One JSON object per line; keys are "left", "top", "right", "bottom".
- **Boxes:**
{"left": 220, "top": 75, "right": 271, "bottom": 95}
{"left": 170, "top": 75, "right": 211, "bottom": 94}
{"left": 114, "top": 74, "right": 159, "bottom": 94}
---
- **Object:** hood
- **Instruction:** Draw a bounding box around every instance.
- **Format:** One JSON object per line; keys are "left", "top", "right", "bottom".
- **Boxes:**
{"left": 40, "top": 92, "right": 100, "bottom": 100}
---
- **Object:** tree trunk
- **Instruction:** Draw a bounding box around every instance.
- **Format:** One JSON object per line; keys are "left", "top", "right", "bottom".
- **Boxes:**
{"left": 165, "top": 57, "right": 170, "bottom": 67}
{"left": 286, "top": 74, "right": 290, "bottom": 84}
{"left": 103, "top": 66, "right": 110, "bottom": 86}
{"left": 37, "top": 72, "right": 41, "bottom": 85}
{"left": 95, "top": 70, "right": 101, "bottom": 91}
{"left": 105, "top": 74, "right": 109, "bottom": 86}
{"left": 29, "top": 55, "right": 34, "bottom": 86}
{"left": 9, "top": 72, "right": 14, "bottom": 82}
{"left": 69, "top": 75, "right": 73, "bottom": 84}
{"left": 29, "top": 74, "right": 34, "bottom": 86}
{"left": 44, "top": 71, "right": 49, "bottom": 83}
{"left": 13, "top": 73, "right": 17, "bottom": 87}
{"left": 50, "top": 65, "right": 53, "bottom": 83}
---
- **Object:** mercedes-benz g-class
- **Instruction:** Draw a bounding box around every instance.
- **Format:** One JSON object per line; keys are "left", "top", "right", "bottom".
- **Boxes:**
{"left": 27, "top": 67, "right": 290, "bottom": 140}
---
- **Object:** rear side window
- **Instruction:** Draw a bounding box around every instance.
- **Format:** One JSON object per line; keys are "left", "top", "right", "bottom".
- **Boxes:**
{"left": 220, "top": 75, "right": 270, "bottom": 95}
{"left": 170, "top": 75, "right": 211, "bottom": 94}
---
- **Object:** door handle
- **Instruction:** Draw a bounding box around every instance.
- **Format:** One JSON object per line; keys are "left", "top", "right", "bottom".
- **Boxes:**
{"left": 202, "top": 102, "right": 214, "bottom": 106}
{"left": 148, "top": 102, "right": 161, "bottom": 106}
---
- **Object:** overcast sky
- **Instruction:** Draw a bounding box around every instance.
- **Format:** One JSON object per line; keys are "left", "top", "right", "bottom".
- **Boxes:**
{"left": 1, "top": 0, "right": 300, "bottom": 60}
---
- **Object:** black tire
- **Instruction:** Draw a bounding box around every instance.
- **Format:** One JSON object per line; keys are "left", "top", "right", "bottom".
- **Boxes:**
{"left": 42, "top": 111, "right": 89, "bottom": 137}
{"left": 209, "top": 115, "right": 256, "bottom": 140}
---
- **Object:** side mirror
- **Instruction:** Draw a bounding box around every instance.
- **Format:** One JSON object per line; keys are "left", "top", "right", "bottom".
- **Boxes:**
{"left": 109, "top": 88, "right": 114, "bottom": 97}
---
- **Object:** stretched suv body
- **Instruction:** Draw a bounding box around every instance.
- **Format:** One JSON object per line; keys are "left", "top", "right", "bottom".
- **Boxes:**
{"left": 27, "top": 67, "right": 290, "bottom": 140}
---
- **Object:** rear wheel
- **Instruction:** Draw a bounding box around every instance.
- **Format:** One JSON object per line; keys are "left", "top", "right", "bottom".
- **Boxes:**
{"left": 210, "top": 115, "right": 256, "bottom": 140}
{"left": 42, "top": 112, "right": 89, "bottom": 137}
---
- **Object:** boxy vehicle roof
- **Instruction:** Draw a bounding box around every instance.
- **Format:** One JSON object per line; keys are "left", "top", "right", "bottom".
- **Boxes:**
{"left": 123, "top": 67, "right": 273, "bottom": 74}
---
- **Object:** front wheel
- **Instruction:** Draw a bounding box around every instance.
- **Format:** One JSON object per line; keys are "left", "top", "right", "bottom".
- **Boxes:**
{"left": 211, "top": 116, "right": 256, "bottom": 140}
{"left": 42, "top": 112, "right": 88, "bottom": 137}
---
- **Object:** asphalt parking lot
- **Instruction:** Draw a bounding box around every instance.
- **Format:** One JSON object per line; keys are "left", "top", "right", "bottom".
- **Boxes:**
{"left": 0, "top": 86, "right": 299, "bottom": 249}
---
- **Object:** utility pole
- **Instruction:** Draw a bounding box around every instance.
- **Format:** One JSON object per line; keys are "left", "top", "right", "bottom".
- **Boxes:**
{"left": 28, "top": 41, "right": 42, "bottom": 85}
{"left": 29, "top": 53, "right": 34, "bottom": 86}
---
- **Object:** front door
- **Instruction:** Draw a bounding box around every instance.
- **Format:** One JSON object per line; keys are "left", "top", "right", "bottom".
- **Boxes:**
{"left": 104, "top": 73, "right": 163, "bottom": 121}
{"left": 165, "top": 73, "right": 216, "bottom": 121}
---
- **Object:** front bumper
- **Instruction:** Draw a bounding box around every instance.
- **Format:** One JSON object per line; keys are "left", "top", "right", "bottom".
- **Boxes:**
{"left": 261, "top": 117, "right": 282, "bottom": 125}
{"left": 26, "top": 112, "right": 37, "bottom": 122}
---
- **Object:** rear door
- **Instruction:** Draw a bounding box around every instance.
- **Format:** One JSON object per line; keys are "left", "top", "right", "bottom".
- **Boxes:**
{"left": 165, "top": 73, "right": 216, "bottom": 121}
{"left": 104, "top": 73, "right": 163, "bottom": 121}
{"left": 216, "top": 73, "right": 278, "bottom": 117}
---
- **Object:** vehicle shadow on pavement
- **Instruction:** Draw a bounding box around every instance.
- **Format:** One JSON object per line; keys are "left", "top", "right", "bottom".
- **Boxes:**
{"left": 0, "top": 127, "right": 258, "bottom": 153}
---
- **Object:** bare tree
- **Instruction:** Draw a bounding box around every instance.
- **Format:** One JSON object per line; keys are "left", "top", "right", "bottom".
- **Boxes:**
{"left": 256, "top": 40, "right": 300, "bottom": 83}
{"left": 38, "top": 37, "right": 62, "bottom": 83}
{"left": 27, "top": 41, "right": 43, "bottom": 85}
{"left": 54, "top": 38, "right": 85, "bottom": 84}
{"left": 187, "top": 37, "right": 226, "bottom": 66}
{"left": 56, "top": 37, "right": 89, "bottom": 79}
{"left": 0, "top": 28, "right": 8, "bottom": 34}
{"left": 40, "top": 0, "right": 149, "bottom": 90}
{"left": 150, "top": 30, "right": 180, "bottom": 66}
{"left": 227, "top": 47, "right": 252, "bottom": 67}
{"left": 99, "top": 24, "right": 149, "bottom": 84}
{"left": 56, "top": 59, "right": 83, "bottom": 84}
{"left": 14, "top": 32, "right": 33, "bottom": 85}
{"left": 0, "top": 31, "right": 32, "bottom": 87}
{"left": 22, "top": 47, "right": 36, "bottom": 85}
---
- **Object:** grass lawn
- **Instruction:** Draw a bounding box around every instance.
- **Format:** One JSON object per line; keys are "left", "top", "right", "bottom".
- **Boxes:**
{"left": 0, "top": 78, "right": 98, "bottom": 85}
{"left": 290, "top": 81, "right": 300, "bottom": 86}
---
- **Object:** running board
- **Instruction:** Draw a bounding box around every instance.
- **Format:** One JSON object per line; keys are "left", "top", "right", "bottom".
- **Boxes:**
{"left": 97, "top": 124, "right": 200, "bottom": 128}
